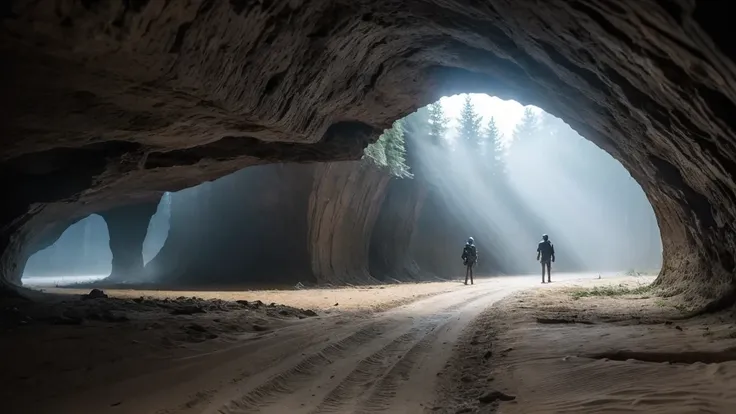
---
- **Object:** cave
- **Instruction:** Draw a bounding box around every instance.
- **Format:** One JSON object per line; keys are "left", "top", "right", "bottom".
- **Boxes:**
{"left": 21, "top": 196, "right": 170, "bottom": 285}
{"left": 22, "top": 214, "right": 113, "bottom": 284}
{"left": 2, "top": 1, "right": 736, "bottom": 310}
{"left": 91, "top": 94, "right": 656, "bottom": 290}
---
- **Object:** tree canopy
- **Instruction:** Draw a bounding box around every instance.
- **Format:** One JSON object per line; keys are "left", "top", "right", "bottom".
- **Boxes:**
{"left": 457, "top": 95, "right": 483, "bottom": 150}
{"left": 512, "top": 108, "right": 539, "bottom": 143}
{"left": 484, "top": 116, "right": 505, "bottom": 176}
{"left": 427, "top": 102, "right": 449, "bottom": 147}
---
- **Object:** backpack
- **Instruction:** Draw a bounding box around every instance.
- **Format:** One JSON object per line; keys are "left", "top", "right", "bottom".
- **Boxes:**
{"left": 463, "top": 244, "right": 477, "bottom": 263}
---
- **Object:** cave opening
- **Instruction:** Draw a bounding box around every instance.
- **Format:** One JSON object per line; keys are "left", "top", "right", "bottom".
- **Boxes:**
{"left": 372, "top": 93, "right": 663, "bottom": 280}
{"left": 43, "top": 93, "right": 661, "bottom": 290}
{"left": 22, "top": 214, "right": 112, "bottom": 286}
{"left": 21, "top": 195, "right": 171, "bottom": 287}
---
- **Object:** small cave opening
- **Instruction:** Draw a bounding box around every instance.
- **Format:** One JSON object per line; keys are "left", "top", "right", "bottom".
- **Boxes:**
{"left": 20, "top": 196, "right": 171, "bottom": 287}
{"left": 22, "top": 214, "right": 112, "bottom": 286}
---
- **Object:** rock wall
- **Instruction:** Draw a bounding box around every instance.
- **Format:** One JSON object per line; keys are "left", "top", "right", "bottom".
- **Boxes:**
{"left": 146, "top": 160, "right": 398, "bottom": 287}
{"left": 308, "top": 162, "right": 392, "bottom": 285}
{"left": 369, "top": 177, "right": 428, "bottom": 281}
{"left": 2, "top": 1, "right": 736, "bottom": 308}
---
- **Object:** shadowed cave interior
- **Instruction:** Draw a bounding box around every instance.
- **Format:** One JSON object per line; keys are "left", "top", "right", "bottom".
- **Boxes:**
{"left": 2, "top": 0, "right": 735, "bottom": 309}
{"left": 22, "top": 97, "right": 662, "bottom": 288}
{"left": 4, "top": 1, "right": 736, "bottom": 413}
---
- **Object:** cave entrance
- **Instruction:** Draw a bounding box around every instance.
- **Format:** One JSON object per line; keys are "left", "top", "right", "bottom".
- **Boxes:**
{"left": 380, "top": 93, "right": 663, "bottom": 279}
{"left": 21, "top": 196, "right": 171, "bottom": 287}
{"left": 130, "top": 94, "right": 662, "bottom": 288}
{"left": 22, "top": 214, "right": 112, "bottom": 286}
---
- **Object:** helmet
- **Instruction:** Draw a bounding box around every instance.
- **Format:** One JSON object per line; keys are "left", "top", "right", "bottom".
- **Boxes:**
{"left": 542, "top": 234, "right": 549, "bottom": 241}
{"left": 467, "top": 237, "right": 474, "bottom": 244}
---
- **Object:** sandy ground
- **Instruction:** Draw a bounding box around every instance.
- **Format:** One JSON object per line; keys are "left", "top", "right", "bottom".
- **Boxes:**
{"left": 5, "top": 276, "right": 526, "bottom": 414}
{"left": 434, "top": 275, "right": 736, "bottom": 413}
{"left": 41, "top": 281, "right": 459, "bottom": 312}
{"left": 7, "top": 273, "right": 735, "bottom": 414}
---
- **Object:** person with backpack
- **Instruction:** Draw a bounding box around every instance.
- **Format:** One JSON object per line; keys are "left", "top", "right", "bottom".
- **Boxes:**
{"left": 462, "top": 237, "right": 478, "bottom": 285}
{"left": 537, "top": 234, "right": 555, "bottom": 283}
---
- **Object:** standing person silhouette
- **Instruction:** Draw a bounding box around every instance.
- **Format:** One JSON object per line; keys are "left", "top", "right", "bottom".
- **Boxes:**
{"left": 462, "top": 237, "right": 478, "bottom": 285}
{"left": 537, "top": 234, "right": 555, "bottom": 283}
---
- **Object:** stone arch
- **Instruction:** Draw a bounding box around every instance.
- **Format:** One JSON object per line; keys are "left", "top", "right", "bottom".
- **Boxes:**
{"left": 0, "top": 1, "right": 734, "bottom": 308}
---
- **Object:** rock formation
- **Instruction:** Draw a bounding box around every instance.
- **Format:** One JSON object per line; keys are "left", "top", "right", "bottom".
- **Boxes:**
{"left": 99, "top": 200, "right": 161, "bottom": 282}
{"left": 2, "top": 1, "right": 736, "bottom": 308}
{"left": 369, "top": 177, "right": 428, "bottom": 282}
{"left": 146, "top": 160, "right": 393, "bottom": 287}
{"left": 308, "top": 161, "right": 392, "bottom": 284}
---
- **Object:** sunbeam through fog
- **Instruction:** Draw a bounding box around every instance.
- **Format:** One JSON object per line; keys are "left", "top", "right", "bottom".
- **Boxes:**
{"left": 409, "top": 93, "right": 661, "bottom": 275}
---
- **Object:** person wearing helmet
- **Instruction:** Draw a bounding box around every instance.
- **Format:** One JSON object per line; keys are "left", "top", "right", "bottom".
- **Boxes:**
{"left": 462, "top": 237, "right": 478, "bottom": 285}
{"left": 537, "top": 234, "right": 555, "bottom": 283}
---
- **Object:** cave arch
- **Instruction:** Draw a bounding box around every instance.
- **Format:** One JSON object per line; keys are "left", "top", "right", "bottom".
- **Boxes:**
{"left": 371, "top": 93, "right": 663, "bottom": 279}
{"left": 1, "top": 1, "right": 735, "bottom": 308}
{"left": 22, "top": 214, "right": 112, "bottom": 285}
{"left": 20, "top": 197, "right": 167, "bottom": 286}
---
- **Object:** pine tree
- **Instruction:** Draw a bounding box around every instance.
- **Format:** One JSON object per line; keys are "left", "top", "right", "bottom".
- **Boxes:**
{"left": 363, "top": 120, "right": 412, "bottom": 178}
{"left": 427, "top": 102, "right": 448, "bottom": 146}
{"left": 363, "top": 133, "right": 387, "bottom": 167}
{"left": 484, "top": 116, "right": 505, "bottom": 176}
{"left": 457, "top": 95, "right": 483, "bottom": 151}
{"left": 384, "top": 120, "right": 412, "bottom": 178}
{"left": 511, "top": 107, "right": 539, "bottom": 146}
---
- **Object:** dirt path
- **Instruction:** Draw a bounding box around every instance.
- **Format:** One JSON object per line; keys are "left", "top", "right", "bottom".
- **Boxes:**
{"left": 207, "top": 283, "right": 513, "bottom": 414}
{"left": 18, "top": 277, "right": 531, "bottom": 414}
{"left": 434, "top": 276, "right": 736, "bottom": 413}
{"left": 8, "top": 273, "right": 627, "bottom": 414}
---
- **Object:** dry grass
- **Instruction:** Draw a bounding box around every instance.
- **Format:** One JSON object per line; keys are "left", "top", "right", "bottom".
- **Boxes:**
{"left": 566, "top": 282, "right": 653, "bottom": 299}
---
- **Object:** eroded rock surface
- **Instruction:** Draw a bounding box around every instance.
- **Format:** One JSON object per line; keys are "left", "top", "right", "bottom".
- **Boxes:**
{"left": 308, "top": 161, "right": 391, "bottom": 284}
{"left": 2, "top": 1, "right": 736, "bottom": 306}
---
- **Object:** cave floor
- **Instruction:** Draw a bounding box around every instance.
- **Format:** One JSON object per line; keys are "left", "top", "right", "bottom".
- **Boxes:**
{"left": 3, "top": 274, "right": 735, "bottom": 413}
{"left": 436, "top": 277, "right": 736, "bottom": 413}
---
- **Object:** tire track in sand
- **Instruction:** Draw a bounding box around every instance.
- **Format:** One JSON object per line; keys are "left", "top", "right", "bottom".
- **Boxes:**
{"left": 353, "top": 312, "right": 455, "bottom": 413}
{"left": 216, "top": 321, "right": 393, "bottom": 413}
{"left": 216, "top": 288, "right": 495, "bottom": 414}
{"left": 307, "top": 327, "right": 427, "bottom": 413}
{"left": 313, "top": 291, "right": 494, "bottom": 413}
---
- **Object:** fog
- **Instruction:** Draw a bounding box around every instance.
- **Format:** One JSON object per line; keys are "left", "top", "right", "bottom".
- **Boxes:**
{"left": 411, "top": 95, "right": 662, "bottom": 275}
{"left": 22, "top": 193, "right": 172, "bottom": 284}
